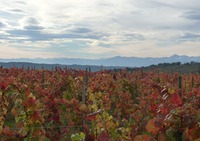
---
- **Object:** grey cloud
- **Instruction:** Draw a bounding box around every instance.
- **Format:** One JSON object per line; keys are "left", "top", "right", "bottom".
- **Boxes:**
{"left": 129, "top": 0, "right": 174, "bottom": 9}
{"left": 169, "top": 32, "right": 200, "bottom": 44}
{"left": 0, "top": 35, "right": 7, "bottom": 40}
{"left": 183, "top": 11, "right": 200, "bottom": 21}
{"left": 71, "top": 27, "right": 92, "bottom": 33}
{"left": 7, "top": 28, "right": 106, "bottom": 41}
{"left": 181, "top": 33, "right": 200, "bottom": 41}
{"left": 0, "top": 22, "right": 5, "bottom": 28}
{"left": 158, "top": 32, "right": 200, "bottom": 46}
{"left": 24, "top": 25, "right": 44, "bottom": 30}
{"left": 6, "top": 19, "right": 107, "bottom": 41}
{"left": 99, "top": 43, "right": 112, "bottom": 48}
{"left": 8, "top": 9, "right": 25, "bottom": 13}
{"left": 24, "top": 17, "right": 40, "bottom": 25}
{"left": 152, "top": 1, "right": 174, "bottom": 8}
{"left": 124, "top": 33, "right": 145, "bottom": 41}
{"left": 7, "top": 17, "right": 44, "bottom": 38}
{"left": 14, "top": 1, "right": 27, "bottom": 5}
{"left": 20, "top": 17, "right": 44, "bottom": 32}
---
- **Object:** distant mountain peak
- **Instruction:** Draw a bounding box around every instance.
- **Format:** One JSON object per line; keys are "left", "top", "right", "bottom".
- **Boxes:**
{"left": 0, "top": 55, "right": 200, "bottom": 67}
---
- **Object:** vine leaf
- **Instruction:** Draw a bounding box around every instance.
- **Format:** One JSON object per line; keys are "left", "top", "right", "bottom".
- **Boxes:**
{"left": 11, "top": 107, "right": 17, "bottom": 116}
{"left": 133, "top": 134, "right": 152, "bottom": 141}
{"left": 184, "top": 125, "right": 200, "bottom": 141}
{"left": 31, "top": 110, "right": 41, "bottom": 122}
{"left": 85, "top": 113, "right": 97, "bottom": 121}
{"left": 158, "top": 132, "right": 166, "bottom": 141}
{"left": 85, "top": 109, "right": 102, "bottom": 121}
{"left": 97, "top": 130, "right": 110, "bottom": 141}
{"left": 170, "top": 94, "right": 182, "bottom": 107}
{"left": 83, "top": 124, "right": 89, "bottom": 134}
{"left": 3, "top": 126, "right": 10, "bottom": 135}
{"left": 79, "top": 104, "right": 88, "bottom": 113}
{"left": 145, "top": 118, "right": 160, "bottom": 135}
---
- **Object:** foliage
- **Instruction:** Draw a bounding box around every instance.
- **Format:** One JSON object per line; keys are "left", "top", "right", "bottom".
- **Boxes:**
{"left": 0, "top": 67, "right": 199, "bottom": 140}
{"left": 71, "top": 132, "right": 85, "bottom": 141}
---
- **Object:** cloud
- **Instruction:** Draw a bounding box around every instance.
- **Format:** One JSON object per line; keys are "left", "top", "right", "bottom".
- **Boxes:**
{"left": 183, "top": 11, "right": 200, "bottom": 21}
{"left": 23, "top": 25, "right": 44, "bottom": 30}
{"left": 0, "top": 44, "right": 60, "bottom": 58}
{"left": 70, "top": 27, "right": 92, "bottom": 33}
{"left": 179, "top": 32, "right": 200, "bottom": 41}
{"left": 124, "top": 33, "right": 145, "bottom": 41}
{"left": 14, "top": 1, "right": 27, "bottom": 5}
{"left": 0, "top": 22, "right": 5, "bottom": 28}
{"left": 7, "top": 9, "right": 25, "bottom": 13}
{"left": 6, "top": 27, "right": 107, "bottom": 41}
{"left": 0, "top": 0, "right": 200, "bottom": 59}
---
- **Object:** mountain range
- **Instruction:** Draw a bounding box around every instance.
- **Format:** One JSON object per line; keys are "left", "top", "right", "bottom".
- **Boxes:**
{"left": 0, "top": 55, "right": 200, "bottom": 67}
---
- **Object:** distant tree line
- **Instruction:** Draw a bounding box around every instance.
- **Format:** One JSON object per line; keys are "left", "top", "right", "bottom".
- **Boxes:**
{"left": 0, "top": 61, "right": 200, "bottom": 73}
{"left": 126, "top": 62, "right": 200, "bottom": 74}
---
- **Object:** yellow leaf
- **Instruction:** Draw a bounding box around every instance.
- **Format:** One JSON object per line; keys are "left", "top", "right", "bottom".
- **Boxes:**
{"left": 168, "top": 87, "right": 175, "bottom": 94}
{"left": 3, "top": 107, "right": 8, "bottom": 114}
{"left": 89, "top": 94, "right": 95, "bottom": 101}
{"left": 79, "top": 104, "right": 88, "bottom": 112}
{"left": 91, "top": 104, "right": 98, "bottom": 111}
{"left": 108, "top": 115, "right": 113, "bottom": 120}
{"left": 97, "top": 92, "right": 102, "bottom": 98}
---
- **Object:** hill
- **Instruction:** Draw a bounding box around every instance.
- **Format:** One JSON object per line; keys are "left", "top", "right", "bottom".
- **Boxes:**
{"left": 0, "top": 61, "right": 200, "bottom": 73}
{"left": 0, "top": 55, "right": 200, "bottom": 67}
{"left": 126, "top": 62, "right": 200, "bottom": 74}
{"left": 0, "top": 62, "right": 123, "bottom": 72}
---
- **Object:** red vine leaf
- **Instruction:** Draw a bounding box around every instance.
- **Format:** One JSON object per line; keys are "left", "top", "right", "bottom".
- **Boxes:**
{"left": 170, "top": 94, "right": 182, "bottom": 107}
{"left": 3, "top": 126, "right": 10, "bottom": 135}
{"left": 85, "top": 113, "right": 97, "bottom": 121}
{"left": 86, "top": 109, "right": 102, "bottom": 121}
{"left": 184, "top": 125, "right": 200, "bottom": 141}
{"left": 83, "top": 124, "right": 89, "bottom": 133}
{"left": 134, "top": 134, "right": 152, "bottom": 141}
{"left": 31, "top": 110, "right": 41, "bottom": 122}
{"left": 97, "top": 130, "right": 110, "bottom": 141}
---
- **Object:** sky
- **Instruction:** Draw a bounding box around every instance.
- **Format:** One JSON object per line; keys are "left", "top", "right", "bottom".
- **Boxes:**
{"left": 0, "top": 0, "right": 200, "bottom": 59}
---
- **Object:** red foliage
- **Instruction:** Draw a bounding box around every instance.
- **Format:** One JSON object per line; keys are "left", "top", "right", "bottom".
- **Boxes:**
{"left": 0, "top": 67, "right": 199, "bottom": 140}
{"left": 97, "top": 130, "right": 110, "bottom": 141}
{"left": 170, "top": 94, "right": 182, "bottom": 107}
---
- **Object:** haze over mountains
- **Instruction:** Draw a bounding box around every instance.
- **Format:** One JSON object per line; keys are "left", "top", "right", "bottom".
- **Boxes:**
{"left": 0, "top": 55, "right": 200, "bottom": 67}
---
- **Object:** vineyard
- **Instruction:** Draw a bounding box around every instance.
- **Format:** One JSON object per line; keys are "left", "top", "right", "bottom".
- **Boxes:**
{"left": 0, "top": 66, "right": 200, "bottom": 141}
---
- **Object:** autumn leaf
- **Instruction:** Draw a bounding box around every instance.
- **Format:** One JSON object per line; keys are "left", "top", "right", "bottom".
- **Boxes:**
{"left": 150, "top": 93, "right": 158, "bottom": 99}
{"left": 79, "top": 104, "right": 88, "bottom": 112}
{"left": 16, "top": 121, "right": 24, "bottom": 128}
{"left": 160, "top": 107, "right": 168, "bottom": 115}
{"left": 85, "top": 134, "right": 95, "bottom": 141}
{"left": 170, "top": 94, "right": 182, "bottom": 107}
{"left": 11, "top": 107, "right": 17, "bottom": 116}
{"left": 145, "top": 118, "right": 160, "bottom": 135}
{"left": 24, "top": 96, "right": 36, "bottom": 108}
{"left": 31, "top": 110, "right": 41, "bottom": 122}
{"left": 97, "top": 130, "right": 110, "bottom": 141}
{"left": 168, "top": 87, "right": 175, "bottom": 94}
{"left": 85, "top": 113, "right": 97, "bottom": 121}
{"left": 0, "top": 81, "right": 9, "bottom": 90}
{"left": 134, "top": 134, "right": 152, "bottom": 141}
{"left": 86, "top": 109, "right": 102, "bottom": 121}
{"left": 83, "top": 124, "right": 89, "bottom": 133}
{"left": 184, "top": 125, "right": 200, "bottom": 141}
{"left": 158, "top": 133, "right": 166, "bottom": 141}
{"left": 69, "top": 121, "right": 75, "bottom": 127}
{"left": 3, "top": 126, "right": 10, "bottom": 135}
